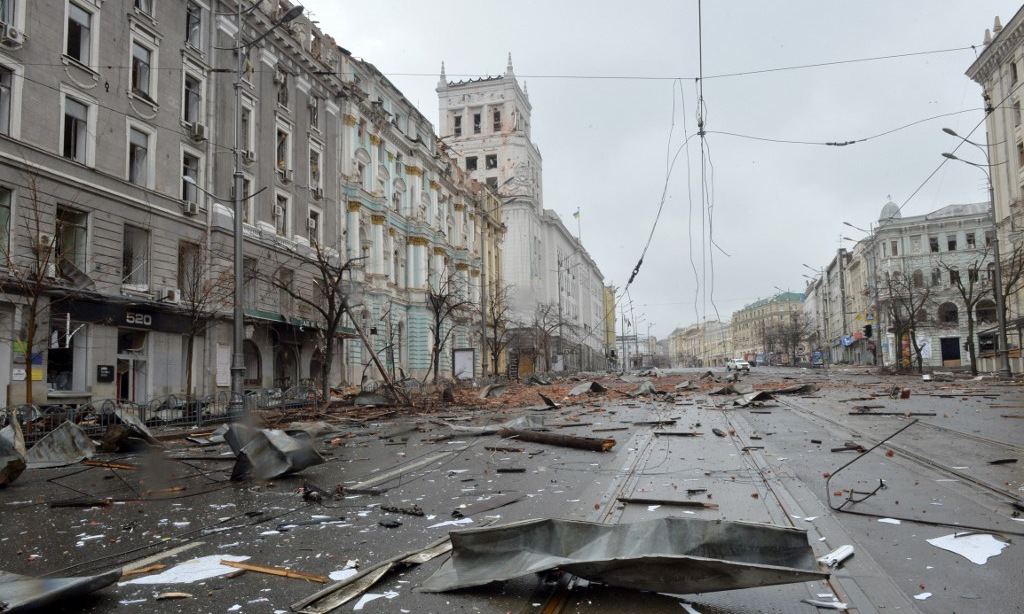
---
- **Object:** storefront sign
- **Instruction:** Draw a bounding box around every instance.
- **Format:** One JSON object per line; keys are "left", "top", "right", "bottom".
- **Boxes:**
{"left": 97, "top": 365, "right": 114, "bottom": 383}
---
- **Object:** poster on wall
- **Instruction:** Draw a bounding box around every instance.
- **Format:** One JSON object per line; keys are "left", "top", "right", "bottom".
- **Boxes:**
{"left": 216, "top": 343, "right": 230, "bottom": 387}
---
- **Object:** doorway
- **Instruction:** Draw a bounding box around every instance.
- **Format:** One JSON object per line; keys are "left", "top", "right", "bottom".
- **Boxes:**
{"left": 116, "top": 329, "right": 148, "bottom": 402}
{"left": 939, "top": 337, "right": 961, "bottom": 367}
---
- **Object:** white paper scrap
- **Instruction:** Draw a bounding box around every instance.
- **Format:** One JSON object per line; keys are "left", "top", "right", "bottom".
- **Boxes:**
{"left": 647, "top": 505, "right": 661, "bottom": 511}
{"left": 329, "top": 568, "right": 358, "bottom": 581}
{"left": 353, "top": 591, "right": 398, "bottom": 610}
{"left": 914, "top": 592, "right": 932, "bottom": 600}
{"left": 428, "top": 518, "right": 474, "bottom": 529}
{"left": 120, "top": 555, "right": 250, "bottom": 585}
{"left": 926, "top": 533, "right": 1008, "bottom": 565}
{"left": 877, "top": 518, "right": 901, "bottom": 525}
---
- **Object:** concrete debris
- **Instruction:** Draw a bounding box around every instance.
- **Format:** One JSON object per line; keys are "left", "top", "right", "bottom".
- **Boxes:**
{"left": 632, "top": 381, "right": 659, "bottom": 396}
{"left": 637, "top": 368, "right": 665, "bottom": 378}
{"left": 477, "top": 383, "right": 508, "bottom": 399}
{"left": 526, "top": 375, "right": 552, "bottom": 386}
{"left": 25, "top": 421, "right": 96, "bottom": 469}
{"left": 0, "top": 568, "right": 121, "bottom": 612}
{"left": 732, "top": 391, "right": 776, "bottom": 407}
{"left": 930, "top": 371, "right": 956, "bottom": 382}
{"left": 225, "top": 424, "right": 325, "bottom": 480}
{"left": 675, "top": 380, "right": 697, "bottom": 390}
{"left": 418, "top": 517, "right": 828, "bottom": 593}
{"left": 568, "top": 381, "right": 607, "bottom": 396}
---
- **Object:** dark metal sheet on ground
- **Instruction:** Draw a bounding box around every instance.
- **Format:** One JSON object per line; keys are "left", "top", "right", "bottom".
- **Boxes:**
{"left": 0, "top": 568, "right": 121, "bottom": 612}
{"left": 710, "top": 383, "right": 754, "bottom": 396}
{"left": 418, "top": 517, "right": 828, "bottom": 593}
{"left": 228, "top": 426, "right": 325, "bottom": 480}
{"left": 568, "top": 381, "right": 607, "bottom": 396}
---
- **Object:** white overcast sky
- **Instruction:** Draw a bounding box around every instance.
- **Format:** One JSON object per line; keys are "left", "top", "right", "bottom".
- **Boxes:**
{"left": 299, "top": 0, "right": 1021, "bottom": 339}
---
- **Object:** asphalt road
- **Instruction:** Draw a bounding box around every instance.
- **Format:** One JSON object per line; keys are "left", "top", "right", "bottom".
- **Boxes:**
{"left": 0, "top": 366, "right": 1020, "bottom": 614}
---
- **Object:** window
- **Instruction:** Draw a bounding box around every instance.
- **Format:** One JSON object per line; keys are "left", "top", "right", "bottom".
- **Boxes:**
{"left": 986, "top": 230, "right": 995, "bottom": 246}
{"left": 931, "top": 268, "right": 941, "bottom": 286}
{"left": 122, "top": 225, "right": 149, "bottom": 290}
{"left": 453, "top": 115, "right": 461, "bottom": 137}
{"left": 966, "top": 232, "right": 976, "bottom": 248}
{"left": 977, "top": 299, "right": 996, "bottom": 324}
{"left": 1019, "top": 141, "right": 1024, "bottom": 168}
{"left": 0, "top": 0, "right": 15, "bottom": 25}
{"left": 134, "top": 0, "right": 152, "bottom": 15}
{"left": 48, "top": 317, "right": 86, "bottom": 391}
{"left": 485, "top": 154, "right": 497, "bottom": 169}
{"left": 465, "top": 156, "right": 477, "bottom": 171}
{"left": 485, "top": 177, "right": 497, "bottom": 189}
{"left": 177, "top": 240, "right": 200, "bottom": 295}
{"left": 274, "top": 193, "right": 288, "bottom": 235}
{"left": 241, "top": 175, "right": 254, "bottom": 223}
{"left": 473, "top": 112, "right": 481, "bottom": 134}
{"left": 240, "top": 104, "right": 253, "bottom": 153}
{"left": 929, "top": 236, "right": 939, "bottom": 252}
{"left": 183, "top": 74, "right": 202, "bottom": 124}
{"left": 947, "top": 236, "right": 957, "bottom": 251}
{"left": 889, "top": 240, "right": 898, "bottom": 256}
{"left": 182, "top": 152, "right": 199, "bottom": 202}
{"left": 185, "top": 1, "right": 202, "bottom": 48}
{"left": 276, "top": 128, "right": 289, "bottom": 171}
{"left": 277, "top": 70, "right": 288, "bottom": 108}
{"left": 307, "top": 208, "right": 320, "bottom": 243}
{"left": 309, "top": 148, "right": 321, "bottom": 189}
{"left": 308, "top": 96, "right": 319, "bottom": 129}
{"left": 949, "top": 267, "right": 960, "bottom": 285}
{"left": 968, "top": 266, "right": 979, "bottom": 282}
{"left": 62, "top": 96, "right": 88, "bottom": 162}
{"left": 493, "top": 109, "right": 501, "bottom": 132}
{"left": 0, "top": 185, "right": 10, "bottom": 265}
{"left": 988, "top": 262, "right": 996, "bottom": 282}
{"left": 1015, "top": 100, "right": 1022, "bottom": 127}
{"left": 938, "top": 302, "right": 959, "bottom": 325}
{"left": 912, "top": 269, "right": 924, "bottom": 288}
{"left": 66, "top": 3, "right": 93, "bottom": 65}
{"left": 131, "top": 41, "right": 153, "bottom": 99}
{"left": 1013, "top": 61, "right": 1020, "bottom": 84}
{"left": 128, "top": 127, "right": 150, "bottom": 187}
{"left": 0, "top": 66, "right": 11, "bottom": 135}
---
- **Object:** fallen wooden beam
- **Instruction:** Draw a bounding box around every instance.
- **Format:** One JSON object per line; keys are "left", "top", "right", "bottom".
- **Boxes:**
{"left": 654, "top": 432, "right": 703, "bottom": 437}
{"left": 618, "top": 497, "right": 718, "bottom": 509}
{"left": 83, "top": 461, "right": 138, "bottom": 470}
{"left": 498, "top": 428, "right": 615, "bottom": 452}
{"left": 220, "top": 560, "right": 328, "bottom": 583}
{"left": 847, "top": 412, "right": 937, "bottom": 417}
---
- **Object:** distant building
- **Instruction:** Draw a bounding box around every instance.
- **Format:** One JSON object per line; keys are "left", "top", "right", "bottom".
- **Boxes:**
{"left": 437, "top": 57, "right": 608, "bottom": 372}
{"left": 730, "top": 293, "right": 804, "bottom": 365}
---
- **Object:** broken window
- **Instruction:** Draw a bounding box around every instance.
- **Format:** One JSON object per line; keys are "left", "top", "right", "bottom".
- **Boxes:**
{"left": 453, "top": 115, "right": 462, "bottom": 137}
{"left": 912, "top": 269, "right": 924, "bottom": 287}
{"left": 938, "top": 302, "right": 959, "bottom": 324}
{"left": 948, "top": 267, "right": 960, "bottom": 285}
{"left": 977, "top": 299, "right": 996, "bottom": 323}
{"left": 465, "top": 156, "right": 477, "bottom": 171}
{"left": 185, "top": 1, "right": 202, "bottom": 48}
{"left": 56, "top": 206, "right": 87, "bottom": 273}
{"left": 178, "top": 240, "right": 201, "bottom": 295}
{"left": 485, "top": 154, "right": 497, "bottom": 169}
{"left": 947, "top": 236, "right": 957, "bottom": 251}
{"left": 493, "top": 109, "right": 501, "bottom": 131}
{"left": 931, "top": 268, "right": 941, "bottom": 286}
{"left": 48, "top": 316, "right": 87, "bottom": 391}
{"left": 485, "top": 177, "right": 497, "bottom": 189}
{"left": 968, "top": 266, "right": 979, "bottom": 282}
{"left": 929, "top": 236, "right": 939, "bottom": 253}
{"left": 966, "top": 232, "right": 976, "bottom": 248}
{"left": 889, "top": 240, "right": 898, "bottom": 256}
{"left": 121, "top": 225, "right": 149, "bottom": 290}
{"left": 473, "top": 112, "right": 481, "bottom": 134}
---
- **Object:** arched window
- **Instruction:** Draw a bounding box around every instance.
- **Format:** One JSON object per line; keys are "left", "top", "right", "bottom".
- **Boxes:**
{"left": 938, "top": 302, "right": 959, "bottom": 325}
{"left": 977, "top": 299, "right": 996, "bottom": 324}
{"left": 243, "top": 339, "right": 262, "bottom": 387}
{"left": 912, "top": 269, "right": 924, "bottom": 287}
{"left": 916, "top": 308, "right": 929, "bottom": 323}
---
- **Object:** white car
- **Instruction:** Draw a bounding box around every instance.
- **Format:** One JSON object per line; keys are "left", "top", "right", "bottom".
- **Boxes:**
{"left": 726, "top": 359, "right": 750, "bottom": 372}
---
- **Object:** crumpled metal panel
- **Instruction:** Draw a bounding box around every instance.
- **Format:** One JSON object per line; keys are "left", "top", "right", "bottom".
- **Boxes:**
{"left": 230, "top": 427, "right": 325, "bottom": 480}
{"left": 25, "top": 421, "right": 96, "bottom": 469}
{"left": 419, "top": 517, "right": 828, "bottom": 594}
{"left": 0, "top": 568, "right": 121, "bottom": 612}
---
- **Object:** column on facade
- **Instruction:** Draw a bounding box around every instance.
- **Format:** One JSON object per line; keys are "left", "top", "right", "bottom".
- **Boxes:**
{"left": 343, "top": 114, "right": 356, "bottom": 171}
{"left": 406, "top": 239, "right": 417, "bottom": 288}
{"left": 371, "top": 215, "right": 385, "bottom": 275}
{"left": 432, "top": 247, "right": 446, "bottom": 291}
{"left": 346, "top": 202, "right": 361, "bottom": 260}
{"left": 388, "top": 229, "right": 397, "bottom": 283}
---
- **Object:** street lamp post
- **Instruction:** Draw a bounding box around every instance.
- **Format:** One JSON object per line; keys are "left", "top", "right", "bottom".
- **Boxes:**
{"left": 227, "top": 3, "right": 304, "bottom": 409}
{"left": 942, "top": 128, "right": 1012, "bottom": 377}
{"left": 803, "top": 263, "right": 830, "bottom": 368}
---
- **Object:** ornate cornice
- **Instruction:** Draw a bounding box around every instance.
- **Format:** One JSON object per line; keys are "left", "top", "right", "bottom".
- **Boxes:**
{"left": 371, "top": 214, "right": 386, "bottom": 225}
{"left": 343, "top": 114, "right": 358, "bottom": 126}
{"left": 405, "top": 165, "right": 423, "bottom": 177}
{"left": 369, "top": 134, "right": 381, "bottom": 146}
{"left": 408, "top": 237, "right": 429, "bottom": 246}
{"left": 433, "top": 247, "right": 446, "bottom": 256}
{"left": 347, "top": 201, "right": 361, "bottom": 212}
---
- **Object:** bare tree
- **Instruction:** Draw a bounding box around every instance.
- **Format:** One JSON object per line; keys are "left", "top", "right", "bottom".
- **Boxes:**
{"left": 264, "top": 239, "right": 360, "bottom": 401}
{"left": 939, "top": 251, "right": 994, "bottom": 375}
{"left": 0, "top": 176, "right": 86, "bottom": 405}
{"left": 177, "top": 238, "right": 234, "bottom": 399}
{"left": 879, "top": 271, "right": 932, "bottom": 373}
{"left": 532, "top": 302, "right": 576, "bottom": 372}
{"left": 425, "top": 270, "right": 475, "bottom": 384}
{"left": 484, "top": 282, "right": 518, "bottom": 377}
{"left": 766, "top": 314, "right": 815, "bottom": 365}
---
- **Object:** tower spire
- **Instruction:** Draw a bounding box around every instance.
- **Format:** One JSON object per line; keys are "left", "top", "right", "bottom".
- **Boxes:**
{"left": 506, "top": 53, "right": 514, "bottom": 76}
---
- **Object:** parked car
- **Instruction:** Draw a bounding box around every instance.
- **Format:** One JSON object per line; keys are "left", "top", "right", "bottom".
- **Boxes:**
{"left": 726, "top": 358, "right": 751, "bottom": 372}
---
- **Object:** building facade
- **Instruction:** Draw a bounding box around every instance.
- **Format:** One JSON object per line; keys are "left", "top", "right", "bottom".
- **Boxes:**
{"left": 730, "top": 293, "right": 805, "bottom": 365}
{"left": 436, "top": 58, "right": 608, "bottom": 373}
{"left": 966, "top": 8, "right": 1024, "bottom": 372}
{"left": 0, "top": 0, "right": 496, "bottom": 408}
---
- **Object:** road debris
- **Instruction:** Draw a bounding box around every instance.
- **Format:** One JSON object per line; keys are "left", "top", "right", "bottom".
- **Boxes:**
{"left": 225, "top": 424, "right": 325, "bottom": 480}
{"left": 538, "top": 392, "right": 560, "bottom": 408}
{"left": 452, "top": 493, "right": 525, "bottom": 518}
{"left": 817, "top": 545, "right": 854, "bottom": 567}
{"left": 926, "top": 533, "right": 1008, "bottom": 564}
{"left": 478, "top": 383, "right": 507, "bottom": 399}
{"left": 219, "top": 560, "right": 328, "bottom": 583}
{"left": 568, "top": 381, "right": 607, "bottom": 396}
{"left": 120, "top": 555, "right": 250, "bottom": 585}
{"left": 418, "top": 517, "right": 828, "bottom": 593}
{"left": 0, "top": 435, "right": 25, "bottom": 487}
{"left": 800, "top": 598, "right": 849, "bottom": 610}
{"left": 498, "top": 428, "right": 616, "bottom": 451}
{"left": 617, "top": 497, "right": 718, "bottom": 509}
{"left": 0, "top": 568, "right": 121, "bottom": 612}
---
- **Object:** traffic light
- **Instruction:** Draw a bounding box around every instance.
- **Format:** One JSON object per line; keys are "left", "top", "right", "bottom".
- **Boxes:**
{"left": 863, "top": 324, "right": 873, "bottom": 338}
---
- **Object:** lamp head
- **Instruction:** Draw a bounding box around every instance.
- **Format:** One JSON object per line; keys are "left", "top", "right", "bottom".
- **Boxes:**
{"left": 279, "top": 5, "right": 304, "bottom": 22}
{"left": 942, "top": 127, "right": 960, "bottom": 138}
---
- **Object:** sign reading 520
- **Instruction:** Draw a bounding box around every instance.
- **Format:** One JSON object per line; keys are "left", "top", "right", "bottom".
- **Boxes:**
{"left": 125, "top": 312, "right": 153, "bottom": 327}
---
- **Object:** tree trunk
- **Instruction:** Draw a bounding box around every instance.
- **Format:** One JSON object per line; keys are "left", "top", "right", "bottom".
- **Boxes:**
{"left": 185, "top": 334, "right": 195, "bottom": 398}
